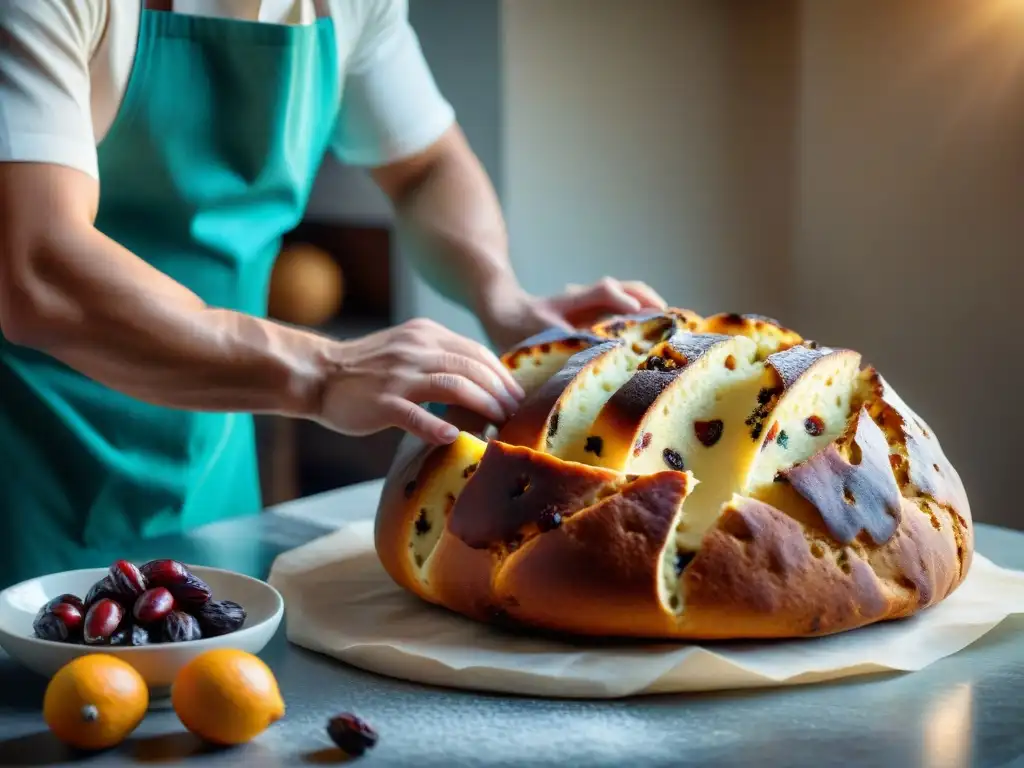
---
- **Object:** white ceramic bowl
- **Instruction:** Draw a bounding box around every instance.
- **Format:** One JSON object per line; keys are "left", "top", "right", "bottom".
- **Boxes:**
{"left": 0, "top": 565, "right": 283, "bottom": 703}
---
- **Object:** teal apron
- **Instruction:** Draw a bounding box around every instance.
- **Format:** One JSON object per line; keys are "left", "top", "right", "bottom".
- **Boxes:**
{"left": 0, "top": 0, "right": 339, "bottom": 587}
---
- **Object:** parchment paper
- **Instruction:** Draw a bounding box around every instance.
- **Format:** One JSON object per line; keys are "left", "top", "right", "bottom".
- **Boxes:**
{"left": 267, "top": 521, "right": 1024, "bottom": 698}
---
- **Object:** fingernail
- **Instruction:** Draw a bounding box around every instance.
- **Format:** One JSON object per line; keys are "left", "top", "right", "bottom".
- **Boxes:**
{"left": 440, "top": 424, "right": 460, "bottom": 442}
{"left": 498, "top": 377, "right": 525, "bottom": 403}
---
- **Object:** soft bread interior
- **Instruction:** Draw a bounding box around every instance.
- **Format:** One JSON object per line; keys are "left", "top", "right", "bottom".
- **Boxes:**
{"left": 508, "top": 347, "right": 587, "bottom": 395}
{"left": 743, "top": 349, "right": 863, "bottom": 495}
{"left": 405, "top": 432, "right": 488, "bottom": 582}
{"left": 511, "top": 350, "right": 578, "bottom": 395}
{"left": 502, "top": 330, "right": 606, "bottom": 397}
{"left": 649, "top": 345, "right": 864, "bottom": 616}
{"left": 612, "top": 336, "right": 780, "bottom": 552}
{"left": 657, "top": 499, "right": 693, "bottom": 614}
{"left": 550, "top": 344, "right": 644, "bottom": 463}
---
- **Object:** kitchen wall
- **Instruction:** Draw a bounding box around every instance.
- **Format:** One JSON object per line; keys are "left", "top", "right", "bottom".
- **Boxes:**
{"left": 794, "top": 0, "right": 1024, "bottom": 526}
{"left": 501, "top": 0, "right": 798, "bottom": 322}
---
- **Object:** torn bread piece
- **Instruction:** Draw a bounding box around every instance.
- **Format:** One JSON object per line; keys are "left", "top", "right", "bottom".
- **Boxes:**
{"left": 742, "top": 344, "right": 863, "bottom": 497}
{"left": 585, "top": 332, "right": 779, "bottom": 551}
{"left": 497, "top": 340, "right": 640, "bottom": 453}
{"left": 374, "top": 430, "right": 488, "bottom": 600}
{"left": 493, "top": 470, "right": 695, "bottom": 637}
{"left": 423, "top": 440, "right": 626, "bottom": 619}
{"left": 498, "top": 313, "right": 685, "bottom": 453}
{"left": 446, "top": 439, "right": 622, "bottom": 550}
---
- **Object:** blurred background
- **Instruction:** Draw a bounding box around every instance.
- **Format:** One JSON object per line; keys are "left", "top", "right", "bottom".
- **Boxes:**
{"left": 257, "top": 0, "right": 1024, "bottom": 530}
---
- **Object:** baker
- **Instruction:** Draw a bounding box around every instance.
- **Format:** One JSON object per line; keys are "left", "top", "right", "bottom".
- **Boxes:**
{"left": 0, "top": 0, "right": 666, "bottom": 588}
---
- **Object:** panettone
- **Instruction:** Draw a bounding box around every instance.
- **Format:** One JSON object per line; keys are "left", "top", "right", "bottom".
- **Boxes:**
{"left": 374, "top": 310, "right": 972, "bottom": 640}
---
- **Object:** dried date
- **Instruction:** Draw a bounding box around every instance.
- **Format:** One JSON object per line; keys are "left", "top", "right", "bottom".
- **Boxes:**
{"left": 195, "top": 600, "right": 246, "bottom": 637}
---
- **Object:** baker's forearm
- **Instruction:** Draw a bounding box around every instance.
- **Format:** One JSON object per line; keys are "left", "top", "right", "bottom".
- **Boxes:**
{"left": 5, "top": 225, "right": 329, "bottom": 414}
{"left": 379, "top": 127, "right": 522, "bottom": 323}
{"left": 0, "top": 164, "right": 328, "bottom": 416}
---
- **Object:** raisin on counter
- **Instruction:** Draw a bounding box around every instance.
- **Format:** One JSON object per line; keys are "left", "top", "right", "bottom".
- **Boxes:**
{"left": 327, "top": 713, "right": 379, "bottom": 757}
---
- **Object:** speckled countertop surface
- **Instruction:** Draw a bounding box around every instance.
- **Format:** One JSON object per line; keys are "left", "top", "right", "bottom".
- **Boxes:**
{"left": 1, "top": 480, "right": 1022, "bottom": 767}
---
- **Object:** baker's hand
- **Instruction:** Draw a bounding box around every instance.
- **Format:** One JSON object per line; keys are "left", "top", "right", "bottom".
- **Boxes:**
{"left": 481, "top": 277, "right": 668, "bottom": 351}
{"left": 318, "top": 318, "right": 525, "bottom": 445}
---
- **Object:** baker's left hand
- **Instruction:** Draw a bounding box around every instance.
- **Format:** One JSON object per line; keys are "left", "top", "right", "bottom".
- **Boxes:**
{"left": 481, "top": 277, "right": 668, "bottom": 352}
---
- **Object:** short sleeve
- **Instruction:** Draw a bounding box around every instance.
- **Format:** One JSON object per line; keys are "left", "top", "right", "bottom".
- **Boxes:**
{"left": 0, "top": 0, "right": 104, "bottom": 179}
{"left": 331, "top": 0, "right": 456, "bottom": 168}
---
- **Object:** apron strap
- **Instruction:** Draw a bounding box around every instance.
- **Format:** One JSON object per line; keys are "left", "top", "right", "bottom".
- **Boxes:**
{"left": 144, "top": 0, "right": 332, "bottom": 19}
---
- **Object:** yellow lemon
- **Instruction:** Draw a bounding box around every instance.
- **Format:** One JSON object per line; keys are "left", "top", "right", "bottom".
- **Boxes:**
{"left": 43, "top": 655, "right": 149, "bottom": 751}
{"left": 171, "top": 649, "right": 285, "bottom": 746}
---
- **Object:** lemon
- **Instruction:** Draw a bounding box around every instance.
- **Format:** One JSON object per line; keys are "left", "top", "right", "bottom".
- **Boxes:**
{"left": 43, "top": 655, "right": 149, "bottom": 751}
{"left": 171, "top": 649, "right": 285, "bottom": 746}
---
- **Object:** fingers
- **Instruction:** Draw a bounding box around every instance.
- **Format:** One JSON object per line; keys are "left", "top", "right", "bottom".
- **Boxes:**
{"left": 381, "top": 361, "right": 517, "bottom": 445}
{"left": 551, "top": 278, "right": 669, "bottom": 326}
{"left": 383, "top": 318, "right": 528, "bottom": 433}
{"left": 556, "top": 278, "right": 641, "bottom": 315}
{"left": 381, "top": 396, "right": 460, "bottom": 445}
{"left": 403, "top": 318, "right": 524, "bottom": 402}
{"left": 430, "top": 351, "right": 522, "bottom": 415}
{"left": 435, "top": 332, "right": 525, "bottom": 402}
{"left": 404, "top": 371, "right": 509, "bottom": 424}
{"left": 620, "top": 280, "right": 668, "bottom": 310}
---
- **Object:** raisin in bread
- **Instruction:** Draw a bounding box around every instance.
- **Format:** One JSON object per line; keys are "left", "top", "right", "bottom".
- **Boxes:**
{"left": 375, "top": 310, "right": 972, "bottom": 640}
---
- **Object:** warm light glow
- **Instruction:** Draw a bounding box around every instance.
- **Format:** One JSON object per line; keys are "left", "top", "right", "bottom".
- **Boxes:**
{"left": 922, "top": 683, "right": 974, "bottom": 768}
{"left": 914, "top": 0, "right": 1024, "bottom": 119}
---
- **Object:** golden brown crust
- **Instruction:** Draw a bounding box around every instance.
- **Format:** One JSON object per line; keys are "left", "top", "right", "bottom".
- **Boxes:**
{"left": 373, "top": 311, "right": 974, "bottom": 641}
{"left": 592, "top": 307, "right": 703, "bottom": 340}
{"left": 501, "top": 327, "right": 603, "bottom": 367}
{"left": 675, "top": 492, "right": 961, "bottom": 639}
{"left": 700, "top": 312, "right": 803, "bottom": 356}
{"left": 859, "top": 367, "right": 970, "bottom": 515}
{"left": 448, "top": 440, "right": 620, "bottom": 549}
{"left": 680, "top": 496, "right": 890, "bottom": 638}
{"left": 494, "top": 471, "right": 692, "bottom": 637}
{"left": 500, "top": 328, "right": 605, "bottom": 396}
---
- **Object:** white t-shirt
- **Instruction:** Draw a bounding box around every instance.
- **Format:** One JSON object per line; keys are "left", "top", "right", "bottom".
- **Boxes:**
{"left": 0, "top": 0, "right": 456, "bottom": 181}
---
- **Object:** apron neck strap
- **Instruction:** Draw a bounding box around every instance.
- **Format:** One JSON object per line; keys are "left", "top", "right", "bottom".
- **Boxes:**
{"left": 143, "top": 0, "right": 332, "bottom": 19}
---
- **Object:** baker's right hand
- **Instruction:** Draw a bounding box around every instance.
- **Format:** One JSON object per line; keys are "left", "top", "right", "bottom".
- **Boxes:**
{"left": 318, "top": 318, "right": 524, "bottom": 445}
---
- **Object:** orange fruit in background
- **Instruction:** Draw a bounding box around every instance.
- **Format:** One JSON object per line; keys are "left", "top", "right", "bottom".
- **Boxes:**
{"left": 171, "top": 649, "right": 285, "bottom": 746}
{"left": 268, "top": 243, "right": 345, "bottom": 327}
{"left": 43, "top": 655, "right": 149, "bottom": 751}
